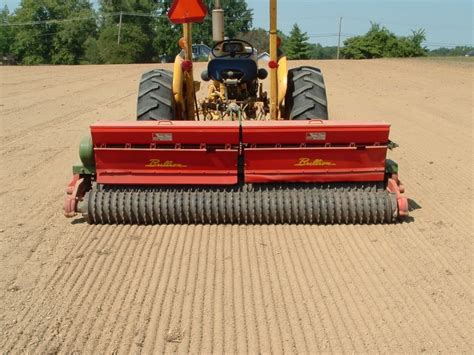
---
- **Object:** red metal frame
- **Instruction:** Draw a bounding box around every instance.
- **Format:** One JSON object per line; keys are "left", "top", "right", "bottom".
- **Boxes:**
{"left": 89, "top": 120, "right": 391, "bottom": 186}
{"left": 243, "top": 120, "right": 389, "bottom": 183}
{"left": 64, "top": 174, "right": 85, "bottom": 217}
{"left": 387, "top": 173, "right": 409, "bottom": 217}
{"left": 91, "top": 121, "right": 240, "bottom": 185}
{"left": 243, "top": 120, "right": 390, "bottom": 144}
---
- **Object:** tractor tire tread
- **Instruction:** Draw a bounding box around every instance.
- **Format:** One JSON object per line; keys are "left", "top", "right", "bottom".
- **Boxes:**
{"left": 285, "top": 66, "right": 329, "bottom": 120}
{"left": 137, "top": 69, "right": 174, "bottom": 121}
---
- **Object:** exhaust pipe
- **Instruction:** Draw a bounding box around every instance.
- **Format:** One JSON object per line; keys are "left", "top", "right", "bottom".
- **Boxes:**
{"left": 212, "top": 0, "right": 224, "bottom": 42}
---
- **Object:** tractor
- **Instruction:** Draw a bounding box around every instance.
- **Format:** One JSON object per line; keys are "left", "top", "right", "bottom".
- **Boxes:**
{"left": 64, "top": 0, "right": 408, "bottom": 224}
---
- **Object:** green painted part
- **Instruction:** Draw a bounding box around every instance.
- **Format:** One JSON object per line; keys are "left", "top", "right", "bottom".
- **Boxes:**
{"left": 73, "top": 163, "right": 95, "bottom": 175}
{"left": 385, "top": 159, "right": 399, "bottom": 174}
{"left": 79, "top": 135, "right": 95, "bottom": 169}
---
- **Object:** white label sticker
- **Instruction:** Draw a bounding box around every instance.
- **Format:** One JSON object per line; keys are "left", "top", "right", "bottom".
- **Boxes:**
{"left": 306, "top": 132, "right": 326, "bottom": 141}
{"left": 153, "top": 133, "right": 173, "bottom": 141}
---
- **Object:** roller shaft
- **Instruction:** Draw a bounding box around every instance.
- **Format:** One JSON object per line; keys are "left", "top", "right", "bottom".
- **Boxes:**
{"left": 80, "top": 183, "right": 398, "bottom": 225}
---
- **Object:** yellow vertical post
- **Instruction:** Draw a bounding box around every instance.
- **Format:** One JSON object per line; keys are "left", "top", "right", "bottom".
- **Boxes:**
{"left": 183, "top": 23, "right": 195, "bottom": 120}
{"left": 269, "top": 0, "right": 278, "bottom": 120}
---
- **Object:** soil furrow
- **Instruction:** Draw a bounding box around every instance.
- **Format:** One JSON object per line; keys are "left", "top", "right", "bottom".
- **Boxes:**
{"left": 36, "top": 225, "right": 137, "bottom": 353}
{"left": 5, "top": 225, "right": 113, "bottom": 352}
{"left": 76, "top": 226, "right": 155, "bottom": 353}
{"left": 139, "top": 225, "right": 183, "bottom": 351}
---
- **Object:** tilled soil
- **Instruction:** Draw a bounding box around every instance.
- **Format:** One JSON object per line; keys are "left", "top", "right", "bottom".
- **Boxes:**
{"left": 0, "top": 59, "right": 472, "bottom": 353}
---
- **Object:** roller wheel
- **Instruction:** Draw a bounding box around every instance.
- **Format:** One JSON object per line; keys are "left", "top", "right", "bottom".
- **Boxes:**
{"left": 137, "top": 69, "right": 175, "bottom": 121}
{"left": 284, "top": 66, "right": 328, "bottom": 120}
{"left": 81, "top": 183, "right": 401, "bottom": 225}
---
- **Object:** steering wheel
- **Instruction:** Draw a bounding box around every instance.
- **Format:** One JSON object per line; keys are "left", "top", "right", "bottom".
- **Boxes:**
{"left": 211, "top": 39, "right": 255, "bottom": 59}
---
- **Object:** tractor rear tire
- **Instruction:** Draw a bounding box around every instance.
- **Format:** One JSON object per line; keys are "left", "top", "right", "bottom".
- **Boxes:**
{"left": 284, "top": 66, "right": 328, "bottom": 120}
{"left": 137, "top": 69, "right": 175, "bottom": 121}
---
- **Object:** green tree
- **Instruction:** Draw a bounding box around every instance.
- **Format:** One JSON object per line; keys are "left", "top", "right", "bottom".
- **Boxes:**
{"left": 9, "top": 0, "right": 96, "bottom": 64}
{"left": 97, "top": 0, "right": 163, "bottom": 63}
{"left": 82, "top": 37, "right": 102, "bottom": 63}
{"left": 342, "top": 23, "right": 427, "bottom": 59}
{"left": 285, "top": 24, "right": 311, "bottom": 60}
{"left": 151, "top": 0, "right": 181, "bottom": 60}
{"left": 0, "top": 6, "right": 14, "bottom": 57}
{"left": 51, "top": 2, "right": 97, "bottom": 64}
{"left": 3, "top": 0, "right": 256, "bottom": 64}
{"left": 151, "top": 0, "right": 254, "bottom": 59}
{"left": 10, "top": 0, "right": 55, "bottom": 64}
{"left": 97, "top": 23, "right": 150, "bottom": 63}
{"left": 238, "top": 27, "right": 268, "bottom": 53}
{"left": 428, "top": 46, "right": 474, "bottom": 57}
{"left": 191, "top": 0, "right": 253, "bottom": 47}
{"left": 309, "top": 43, "right": 338, "bottom": 59}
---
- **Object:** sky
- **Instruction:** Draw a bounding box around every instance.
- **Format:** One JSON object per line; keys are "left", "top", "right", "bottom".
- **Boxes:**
{"left": 2, "top": 0, "right": 473, "bottom": 48}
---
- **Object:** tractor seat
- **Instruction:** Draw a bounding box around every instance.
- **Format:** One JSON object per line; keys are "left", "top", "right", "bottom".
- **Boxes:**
{"left": 207, "top": 58, "right": 258, "bottom": 83}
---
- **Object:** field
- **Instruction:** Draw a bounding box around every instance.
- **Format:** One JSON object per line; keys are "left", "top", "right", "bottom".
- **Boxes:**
{"left": 0, "top": 59, "right": 472, "bottom": 353}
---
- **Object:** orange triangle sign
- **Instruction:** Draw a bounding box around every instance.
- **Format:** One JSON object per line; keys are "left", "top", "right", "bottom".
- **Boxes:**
{"left": 168, "top": 0, "right": 207, "bottom": 24}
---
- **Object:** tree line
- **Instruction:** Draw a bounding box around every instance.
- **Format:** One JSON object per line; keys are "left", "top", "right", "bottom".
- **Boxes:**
{"left": 0, "top": 0, "right": 255, "bottom": 64}
{"left": 1, "top": 0, "right": 464, "bottom": 65}
{"left": 427, "top": 46, "right": 473, "bottom": 57}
